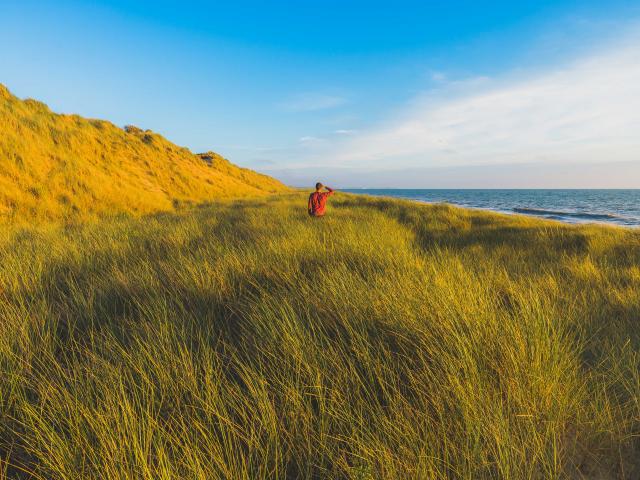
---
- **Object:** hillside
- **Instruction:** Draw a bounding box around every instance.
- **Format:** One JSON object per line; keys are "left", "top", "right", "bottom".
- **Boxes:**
{"left": 0, "top": 84, "right": 288, "bottom": 221}
{"left": 1, "top": 194, "right": 639, "bottom": 479}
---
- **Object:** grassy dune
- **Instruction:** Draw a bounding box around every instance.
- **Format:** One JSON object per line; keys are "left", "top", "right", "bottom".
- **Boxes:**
{"left": 1, "top": 193, "right": 639, "bottom": 479}
{"left": 0, "top": 84, "right": 288, "bottom": 222}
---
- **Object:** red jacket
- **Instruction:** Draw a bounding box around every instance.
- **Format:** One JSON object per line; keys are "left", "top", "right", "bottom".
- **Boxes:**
{"left": 308, "top": 188, "right": 334, "bottom": 216}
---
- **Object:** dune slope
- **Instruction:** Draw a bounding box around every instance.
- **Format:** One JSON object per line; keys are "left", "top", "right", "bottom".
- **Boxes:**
{"left": 0, "top": 84, "right": 288, "bottom": 221}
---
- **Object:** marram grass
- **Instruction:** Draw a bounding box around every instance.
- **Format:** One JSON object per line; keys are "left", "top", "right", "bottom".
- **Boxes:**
{"left": 0, "top": 83, "right": 288, "bottom": 223}
{"left": 1, "top": 193, "right": 639, "bottom": 479}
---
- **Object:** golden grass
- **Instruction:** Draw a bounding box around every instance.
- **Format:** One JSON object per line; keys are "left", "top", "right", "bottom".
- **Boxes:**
{"left": 0, "top": 84, "right": 288, "bottom": 223}
{"left": 1, "top": 193, "right": 639, "bottom": 479}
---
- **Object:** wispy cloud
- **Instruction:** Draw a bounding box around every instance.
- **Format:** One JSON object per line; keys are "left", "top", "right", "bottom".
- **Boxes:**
{"left": 430, "top": 71, "right": 447, "bottom": 82}
{"left": 334, "top": 129, "right": 357, "bottom": 135}
{"left": 279, "top": 93, "right": 347, "bottom": 112}
{"left": 298, "top": 135, "right": 326, "bottom": 147}
{"left": 265, "top": 160, "right": 640, "bottom": 189}
{"left": 323, "top": 29, "right": 640, "bottom": 170}
{"left": 296, "top": 130, "right": 357, "bottom": 150}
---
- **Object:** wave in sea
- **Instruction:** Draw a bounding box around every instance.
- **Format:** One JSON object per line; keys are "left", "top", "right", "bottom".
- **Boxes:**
{"left": 512, "top": 207, "right": 624, "bottom": 222}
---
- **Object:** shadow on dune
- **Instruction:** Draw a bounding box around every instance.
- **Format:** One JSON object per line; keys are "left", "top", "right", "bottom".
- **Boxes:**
{"left": 3, "top": 197, "right": 640, "bottom": 478}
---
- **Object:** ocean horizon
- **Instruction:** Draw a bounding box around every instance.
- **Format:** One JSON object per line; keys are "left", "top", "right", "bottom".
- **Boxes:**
{"left": 343, "top": 189, "right": 640, "bottom": 227}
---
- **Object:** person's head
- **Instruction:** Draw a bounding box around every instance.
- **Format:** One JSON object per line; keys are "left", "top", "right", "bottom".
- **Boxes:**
{"left": 315, "top": 182, "right": 323, "bottom": 191}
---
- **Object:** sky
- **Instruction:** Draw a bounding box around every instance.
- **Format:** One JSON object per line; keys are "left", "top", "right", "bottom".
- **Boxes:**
{"left": 1, "top": 0, "right": 639, "bottom": 188}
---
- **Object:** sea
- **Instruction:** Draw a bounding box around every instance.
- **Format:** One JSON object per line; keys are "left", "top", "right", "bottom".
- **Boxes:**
{"left": 343, "top": 189, "right": 640, "bottom": 227}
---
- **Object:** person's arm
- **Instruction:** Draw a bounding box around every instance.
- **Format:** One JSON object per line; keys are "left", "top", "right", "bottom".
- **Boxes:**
{"left": 308, "top": 194, "right": 313, "bottom": 213}
{"left": 325, "top": 186, "right": 335, "bottom": 196}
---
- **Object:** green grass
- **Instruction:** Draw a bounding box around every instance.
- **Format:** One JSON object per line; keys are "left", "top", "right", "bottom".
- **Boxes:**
{"left": 1, "top": 193, "right": 639, "bottom": 479}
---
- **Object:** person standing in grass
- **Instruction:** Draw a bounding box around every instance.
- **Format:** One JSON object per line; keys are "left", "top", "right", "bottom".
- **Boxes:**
{"left": 308, "top": 182, "right": 335, "bottom": 217}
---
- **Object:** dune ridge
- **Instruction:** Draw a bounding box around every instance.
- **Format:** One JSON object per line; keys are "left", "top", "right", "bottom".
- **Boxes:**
{"left": 0, "top": 83, "right": 288, "bottom": 221}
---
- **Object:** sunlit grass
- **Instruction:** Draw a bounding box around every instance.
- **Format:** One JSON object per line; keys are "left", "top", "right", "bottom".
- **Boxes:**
{"left": 0, "top": 83, "right": 288, "bottom": 223}
{"left": 1, "top": 193, "right": 639, "bottom": 479}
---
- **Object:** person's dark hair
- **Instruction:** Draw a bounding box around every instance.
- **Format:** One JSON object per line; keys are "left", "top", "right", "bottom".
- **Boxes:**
{"left": 315, "top": 182, "right": 323, "bottom": 190}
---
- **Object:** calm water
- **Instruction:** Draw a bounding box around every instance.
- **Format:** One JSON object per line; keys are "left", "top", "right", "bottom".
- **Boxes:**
{"left": 343, "top": 189, "right": 640, "bottom": 227}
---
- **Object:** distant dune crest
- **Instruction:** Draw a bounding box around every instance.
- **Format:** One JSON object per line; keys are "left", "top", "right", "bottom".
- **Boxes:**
{"left": 0, "top": 84, "right": 288, "bottom": 221}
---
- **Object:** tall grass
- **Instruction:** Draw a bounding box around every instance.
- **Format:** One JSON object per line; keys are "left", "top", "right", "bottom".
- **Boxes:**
{"left": 1, "top": 193, "right": 639, "bottom": 479}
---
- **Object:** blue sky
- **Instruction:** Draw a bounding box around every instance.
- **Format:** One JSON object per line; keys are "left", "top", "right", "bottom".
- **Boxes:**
{"left": 1, "top": 0, "right": 639, "bottom": 187}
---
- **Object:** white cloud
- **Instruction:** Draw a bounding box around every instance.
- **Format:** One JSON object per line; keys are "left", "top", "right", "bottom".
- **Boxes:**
{"left": 298, "top": 135, "right": 326, "bottom": 147}
{"left": 279, "top": 93, "right": 347, "bottom": 112}
{"left": 325, "top": 30, "right": 640, "bottom": 170}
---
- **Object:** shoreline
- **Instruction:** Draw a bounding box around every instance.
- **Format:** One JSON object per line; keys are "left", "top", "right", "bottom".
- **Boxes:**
{"left": 343, "top": 189, "right": 640, "bottom": 228}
